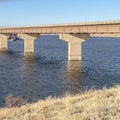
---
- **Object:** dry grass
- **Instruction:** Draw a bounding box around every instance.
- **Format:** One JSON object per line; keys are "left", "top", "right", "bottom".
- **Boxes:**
{"left": 0, "top": 86, "right": 120, "bottom": 120}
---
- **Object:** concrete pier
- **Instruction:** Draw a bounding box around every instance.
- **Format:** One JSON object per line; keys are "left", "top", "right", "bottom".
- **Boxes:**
{"left": 19, "top": 33, "right": 40, "bottom": 53}
{"left": 0, "top": 34, "right": 8, "bottom": 49}
{"left": 60, "top": 34, "right": 89, "bottom": 60}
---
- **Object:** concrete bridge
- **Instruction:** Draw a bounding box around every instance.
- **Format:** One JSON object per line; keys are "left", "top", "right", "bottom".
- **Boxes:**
{"left": 0, "top": 21, "right": 120, "bottom": 60}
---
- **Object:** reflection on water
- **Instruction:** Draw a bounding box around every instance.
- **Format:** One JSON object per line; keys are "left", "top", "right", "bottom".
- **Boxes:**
{"left": 0, "top": 49, "right": 8, "bottom": 54}
{"left": 0, "top": 36, "right": 120, "bottom": 107}
{"left": 24, "top": 53, "right": 35, "bottom": 61}
{"left": 67, "top": 61, "right": 83, "bottom": 93}
{"left": 67, "top": 61, "right": 82, "bottom": 83}
{"left": 68, "top": 61, "right": 82, "bottom": 71}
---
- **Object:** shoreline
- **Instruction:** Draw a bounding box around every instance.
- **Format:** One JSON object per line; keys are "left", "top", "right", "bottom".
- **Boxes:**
{"left": 0, "top": 85, "right": 120, "bottom": 120}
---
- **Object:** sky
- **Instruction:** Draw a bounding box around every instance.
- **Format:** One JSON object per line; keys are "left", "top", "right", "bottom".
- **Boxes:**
{"left": 0, "top": 0, "right": 120, "bottom": 26}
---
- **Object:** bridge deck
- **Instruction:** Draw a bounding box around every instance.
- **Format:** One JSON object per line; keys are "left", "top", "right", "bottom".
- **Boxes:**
{"left": 0, "top": 21, "right": 120, "bottom": 34}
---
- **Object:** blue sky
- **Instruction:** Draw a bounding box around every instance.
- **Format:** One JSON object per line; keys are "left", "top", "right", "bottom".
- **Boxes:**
{"left": 0, "top": 0, "right": 120, "bottom": 26}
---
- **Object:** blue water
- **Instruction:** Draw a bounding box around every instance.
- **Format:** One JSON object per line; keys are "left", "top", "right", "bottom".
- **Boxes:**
{"left": 0, "top": 35, "right": 120, "bottom": 107}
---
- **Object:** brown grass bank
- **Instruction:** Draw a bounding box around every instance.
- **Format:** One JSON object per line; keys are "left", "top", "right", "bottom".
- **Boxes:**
{"left": 0, "top": 86, "right": 120, "bottom": 120}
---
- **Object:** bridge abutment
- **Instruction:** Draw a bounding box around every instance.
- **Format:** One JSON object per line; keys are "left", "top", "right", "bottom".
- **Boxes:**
{"left": 19, "top": 33, "right": 40, "bottom": 53}
{"left": 60, "top": 34, "right": 90, "bottom": 60}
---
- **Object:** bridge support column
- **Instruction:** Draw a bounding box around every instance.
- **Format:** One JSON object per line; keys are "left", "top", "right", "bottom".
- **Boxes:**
{"left": 68, "top": 42, "right": 82, "bottom": 60}
{"left": 24, "top": 38, "right": 35, "bottom": 53}
{"left": 19, "top": 33, "right": 40, "bottom": 53}
{"left": 60, "top": 34, "right": 90, "bottom": 60}
{"left": 0, "top": 34, "right": 8, "bottom": 49}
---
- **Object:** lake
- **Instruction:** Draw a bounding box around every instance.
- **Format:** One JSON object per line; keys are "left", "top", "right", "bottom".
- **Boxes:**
{"left": 0, "top": 35, "right": 120, "bottom": 107}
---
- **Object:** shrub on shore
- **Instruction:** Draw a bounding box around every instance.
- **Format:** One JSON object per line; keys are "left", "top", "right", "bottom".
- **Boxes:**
{"left": 5, "top": 94, "right": 27, "bottom": 108}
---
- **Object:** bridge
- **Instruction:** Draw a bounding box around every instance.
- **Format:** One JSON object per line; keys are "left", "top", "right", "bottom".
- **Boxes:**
{"left": 0, "top": 21, "right": 120, "bottom": 60}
